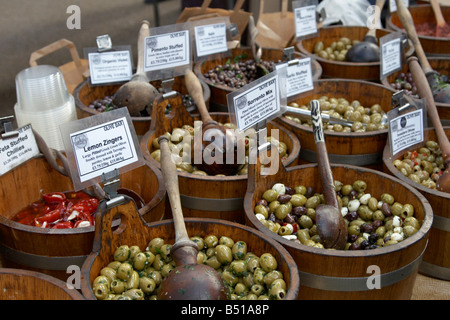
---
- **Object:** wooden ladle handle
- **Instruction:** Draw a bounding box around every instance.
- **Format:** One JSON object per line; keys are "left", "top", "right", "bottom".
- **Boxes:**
{"left": 430, "top": 0, "right": 446, "bottom": 27}
{"left": 136, "top": 20, "right": 150, "bottom": 75}
{"left": 184, "top": 69, "right": 213, "bottom": 124}
{"left": 394, "top": 0, "right": 432, "bottom": 72}
{"left": 311, "top": 100, "right": 339, "bottom": 209}
{"left": 158, "top": 136, "right": 190, "bottom": 244}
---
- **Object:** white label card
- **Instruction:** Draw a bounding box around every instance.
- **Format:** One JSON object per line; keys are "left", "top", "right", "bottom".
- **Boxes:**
{"left": 294, "top": 5, "right": 317, "bottom": 38}
{"left": 195, "top": 23, "right": 227, "bottom": 57}
{"left": 144, "top": 30, "right": 190, "bottom": 71}
{"left": 69, "top": 117, "right": 138, "bottom": 182}
{"left": 88, "top": 50, "right": 133, "bottom": 85}
{"left": 0, "top": 124, "right": 40, "bottom": 175}
{"left": 389, "top": 0, "right": 409, "bottom": 13}
{"left": 276, "top": 58, "right": 313, "bottom": 97}
{"left": 231, "top": 75, "right": 281, "bottom": 132}
{"left": 381, "top": 38, "right": 402, "bottom": 77}
{"left": 389, "top": 109, "right": 424, "bottom": 156}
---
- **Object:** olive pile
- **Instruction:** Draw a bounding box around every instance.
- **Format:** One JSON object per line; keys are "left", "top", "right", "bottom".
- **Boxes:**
{"left": 393, "top": 140, "right": 444, "bottom": 190}
{"left": 202, "top": 57, "right": 279, "bottom": 89}
{"left": 389, "top": 72, "right": 419, "bottom": 99}
{"left": 313, "top": 37, "right": 359, "bottom": 61}
{"left": 285, "top": 96, "right": 388, "bottom": 132}
{"left": 88, "top": 93, "right": 197, "bottom": 115}
{"left": 150, "top": 122, "right": 289, "bottom": 176}
{"left": 91, "top": 236, "right": 287, "bottom": 300}
{"left": 254, "top": 180, "right": 422, "bottom": 250}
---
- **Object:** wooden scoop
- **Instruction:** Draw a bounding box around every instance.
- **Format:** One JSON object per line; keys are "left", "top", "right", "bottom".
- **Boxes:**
{"left": 184, "top": 69, "right": 240, "bottom": 176}
{"left": 408, "top": 57, "right": 450, "bottom": 193}
{"left": 430, "top": 0, "right": 447, "bottom": 38}
{"left": 157, "top": 136, "right": 228, "bottom": 300}
{"left": 113, "top": 20, "right": 159, "bottom": 117}
{"left": 395, "top": 0, "right": 450, "bottom": 104}
{"left": 346, "top": 0, "right": 385, "bottom": 63}
{"left": 310, "top": 100, "right": 347, "bottom": 249}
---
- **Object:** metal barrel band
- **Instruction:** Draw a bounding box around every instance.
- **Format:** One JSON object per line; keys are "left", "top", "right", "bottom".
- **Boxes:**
{"left": 419, "top": 261, "right": 450, "bottom": 281}
{"left": 298, "top": 247, "right": 425, "bottom": 292}
{"left": 180, "top": 194, "right": 244, "bottom": 212}
{"left": 431, "top": 214, "right": 450, "bottom": 232}
{"left": 300, "top": 148, "right": 382, "bottom": 166}
{"left": 0, "top": 242, "right": 88, "bottom": 271}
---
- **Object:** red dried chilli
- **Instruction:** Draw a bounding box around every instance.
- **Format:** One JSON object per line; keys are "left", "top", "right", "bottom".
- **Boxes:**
{"left": 12, "top": 191, "right": 99, "bottom": 229}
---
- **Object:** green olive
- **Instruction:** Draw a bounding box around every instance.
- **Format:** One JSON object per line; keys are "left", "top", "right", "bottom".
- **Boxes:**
{"left": 205, "top": 255, "right": 221, "bottom": 269}
{"left": 296, "top": 229, "right": 310, "bottom": 244}
{"left": 254, "top": 205, "right": 269, "bottom": 219}
{"left": 348, "top": 224, "right": 360, "bottom": 236}
{"left": 268, "top": 200, "right": 280, "bottom": 213}
{"left": 147, "top": 238, "right": 164, "bottom": 255}
{"left": 294, "top": 185, "right": 307, "bottom": 195}
{"left": 219, "top": 236, "right": 235, "bottom": 248}
{"left": 275, "top": 204, "right": 290, "bottom": 220}
{"left": 111, "top": 279, "right": 126, "bottom": 294}
{"left": 117, "top": 262, "right": 133, "bottom": 281}
{"left": 139, "top": 277, "right": 156, "bottom": 294}
{"left": 259, "top": 253, "right": 278, "bottom": 273}
{"left": 305, "top": 195, "right": 320, "bottom": 209}
{"left": 100, "top": 267, "right": 117, "bottom": 283}
{"left": 232, "top": 241, "right": 247, "bottom": 260}
{"left": 93, "top": 283, "right": 109, "bottom": 300}
{"left": 215, "top": 244, "right": 233, "bottom": 265}
{"left": 190, "top": 236, "right": 205, "bottom": 250}
{"left": 123, "top": 289, "right": 144, "bottom": 300}
{"left": 290, "top": 194, "right": 307, "bottom": 207}
{"left": 205, "top": 235, "right": 219, "bottom": 248}
{"left": 341, "top": 184, "right": 353, "bottom": 196}
{"left": 263, "top": 189, "right": 278, "bottom": 202}
{"left": 222, "top": 270, "right": 239, "bottom": 287}
{"left": 314, "top": 41, "right": 324, "bottom": 53}
{"left": 299, "top": 215, "right": 313, "bottom": 229}
{"left": 401, "top": 204, "right": 414, "bottom": 219}
{"left": 133, "top": 252, "right": 147, "bottom": 271}
{"left": 114, "top": 245, "right": 130, "bottom": 262}
{"left": 391, "top": 202, "right": 403, "bottom": 216}
{"left": 381, "top": 193, "right": 395, "bottom": 205}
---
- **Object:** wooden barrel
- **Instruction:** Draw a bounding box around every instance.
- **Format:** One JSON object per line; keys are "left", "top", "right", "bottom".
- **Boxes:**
{"left": 276, "top": 79, "right": 394, "bottom": 169}
{"left": 0, "top": 155, "right": 166, "bottom": 281}
{"left": 80, "top": 197, "right": 300, "bottom": 300}
{"left": 0, "top": 268, "right": 85, "bottom": 300}
{"left": 140, "top": 93, "right": 300, "bottom": 224}
{"left": 73, "top": 76, "right": 211, "bottom": 137}
{"left": 387, "top": 4, "right": 450, "bottom": 57}
{"left": 381, "top": 56, "right": 450, "bottom": 126}
{"left": 244, "top": 154, "right": 433, "bottom": 299}
{"left": 193, "top": 47, "right": 322, "bottom": 112}
{"left": 296, "top": 26, "right": 414, "bottom": 80}
{"left": 383, "top": 128, "right": 450, "bottom": 280}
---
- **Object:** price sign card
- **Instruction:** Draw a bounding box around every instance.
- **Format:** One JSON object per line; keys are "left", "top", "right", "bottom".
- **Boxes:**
{"left": 144, "top": 22, "right": 192, "bottom": 81}
{"left": 389, "top": 109, "right": 424, "bottom": 156}
{"left": 293, "top": 0, "right": 319, "bottom": 40}
{"left": 227, "top": 68, "right": 287, "bottom": 133}
{"left": 380, "top": 33, "right": 404, "bottom": 79}
{"left": 88, "top": 50, "right": 133, "bottom": 85}
{"left": 0, "top": 124, "right": 39, "bottom": 176}
{"left": 60, "top": 108, "right": 143, "bottom": 191}
{"left": 389, "top": 0, "right": 409, "bottom": 13}
{"left": 193, "top": 17, "right": 229, "bottom": 59}
{"left": 276, "top": 57, "right": 314, "bottom": 98}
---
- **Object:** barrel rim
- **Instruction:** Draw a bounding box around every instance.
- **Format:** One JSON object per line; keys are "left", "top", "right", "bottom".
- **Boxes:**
{"left": 193, "top": 46, "right": 323, "bottom": 94}
{"left": 80, "top": 217, "right": 301, "bottom": 300}
{"left": 243, "top": 163, "right": 434, "bottom": 258}
{"left": 296, "top": 25, "right": 415, "bottom": 67}
{"left": 280, "top": 78, "right": 392, "bottom": 138}
{"left": 0, "top": 267, "right": 85, "bottom": 300}
{"left": 141, "top": 112, "right": 301, "bottom": 182}
{"left": 387, "top": 4, "right": 450, "bottom": 42}
{"left": 382, "top": 127, "right": 450, "bottom": 200}
{"left": 0, "top": 156, "right": 166, "bottom": 235}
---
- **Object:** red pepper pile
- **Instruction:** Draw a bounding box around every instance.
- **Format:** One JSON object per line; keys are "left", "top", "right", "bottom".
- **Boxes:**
{"left": 13, "top": 191, "right": 99, "bottom": 229}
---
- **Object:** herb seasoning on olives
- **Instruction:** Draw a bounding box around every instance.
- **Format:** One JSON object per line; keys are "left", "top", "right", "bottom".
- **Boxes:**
{"left": 254, "top": 180, "right": 422, "bottom": 250}
{"left": 92, "top": 236, "right": 287, "bottom": 300}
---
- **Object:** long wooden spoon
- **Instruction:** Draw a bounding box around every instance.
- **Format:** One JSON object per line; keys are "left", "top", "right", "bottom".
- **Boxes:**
{"left": 395, "top": 0, "right": 450, "bottom": 104}
{"left": 310, "top": 100, "right": 347, "bottom": 249}
{"left": 430, "top": 0, "right": 447, "bottom": 37}
{"left": 157, "top": 136, "right": 228, "bottom": 300}
{"left": 113, "top": 20, "right": 159, "bottom": 117}
{"left": 184, "top": 69, "right": 240, "bottom": 176}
